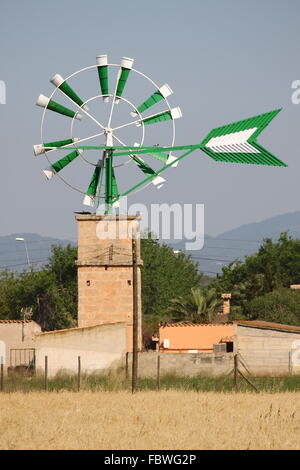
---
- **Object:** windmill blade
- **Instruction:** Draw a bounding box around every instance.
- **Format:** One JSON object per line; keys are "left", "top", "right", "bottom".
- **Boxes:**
{"left": 36, "top": 94, "right": 82, "bottom": 120}
{"left": 43, "top": 149, "right": 83, "bottom": 180}
{"left": 166, "top": 153, "right": 179, "bottom": 168}
{"left": 50, "top": 74, "right": 88, "bottom": 110}
{"left": 83, "top": 162, "right": 102, "bottom": 207}
{"left": 130, "top": 84, "right": 173, "bottom": 117}
{"left": 147, "top": 150, "right": 179, "bottom": 168}
{"left": 132, "top": 143, "right": 166, "bottom": 188}
{"left": 147, "top": 150, "right": 169, "bottom": 163}
{"left": 111, "top": 167, "right": 120, "bottom": 207}
{"left": 137, "top": 107, "right": 182, "bottom": 126}
{"left": 131, "top": 154, "right": 165, "bottom": 188}
{"left": 114, "top": 57, "right": 134, "bottom": 104}
{"left": 199, "top": 109, "right": 287, "bottom": 167}
{"left": 132, "top": 142, "right": 169, "bottom": 164}
{"left": 96, "top": 55, "right": 109, "bottom": 102}
{"left": 33, "top": 137, "right": 80, "bottom": 156}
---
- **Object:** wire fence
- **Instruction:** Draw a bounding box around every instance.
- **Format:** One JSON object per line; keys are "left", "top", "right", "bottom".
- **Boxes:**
{"left": 1, "top": 353, "right": 300, "bottom": 394}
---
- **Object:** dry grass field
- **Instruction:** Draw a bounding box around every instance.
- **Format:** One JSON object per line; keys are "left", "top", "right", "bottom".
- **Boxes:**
{"left": 0, "top": 391, "right": 299, "bottom": 450}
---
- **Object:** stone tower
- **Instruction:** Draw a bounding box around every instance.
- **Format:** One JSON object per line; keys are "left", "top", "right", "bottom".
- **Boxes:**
{"left": 76, "top": 213, "right": 142, "bottom": 351}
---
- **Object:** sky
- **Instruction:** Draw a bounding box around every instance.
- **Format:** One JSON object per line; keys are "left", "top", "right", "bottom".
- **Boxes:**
{"left": 0, "top": 0, "right": 300, "bottom": 241}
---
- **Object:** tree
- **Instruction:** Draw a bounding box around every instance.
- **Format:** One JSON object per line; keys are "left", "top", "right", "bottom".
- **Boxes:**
{"left": 46, "top": 245, "right": 77, "bottom": 286}
{"left": 167, "top": 286, "right": 222, "bottom": 323}
{"left": 214, "top": 233, "right": 300, "bottom": 318}
{"left": 45, "top": 244, "right": 78, "bottom": 326}
{"left": 246, "top": 288, "right": 300, "bottom": 326}
{"left": 0, "top": 244, "right": 78, "bottom": 331}
{"left": 141, "top": 236, "right": 202, "bottom": 318}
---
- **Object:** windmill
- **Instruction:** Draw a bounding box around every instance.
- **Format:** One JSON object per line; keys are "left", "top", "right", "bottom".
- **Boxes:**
{"left": 33, "top": 55, "right": 287, "bottom": 214}
{"left": 33, "top": 55, "right": 288, "bottom": 391}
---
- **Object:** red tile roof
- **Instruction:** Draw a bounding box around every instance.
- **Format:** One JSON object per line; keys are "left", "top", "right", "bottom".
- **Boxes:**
{"left": 236, "top": 320, "right": 300, "bottom": 333}
{"left": 0, "top": 320, "right": 34, "bottom": 324}
{"left": 160, "top": 322, "right": 232, "bottom": 327}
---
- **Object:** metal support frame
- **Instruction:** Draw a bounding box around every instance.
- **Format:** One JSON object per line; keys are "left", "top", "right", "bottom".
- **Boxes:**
{"left": 105, "top": 149, "right": 113, "bottom": 213}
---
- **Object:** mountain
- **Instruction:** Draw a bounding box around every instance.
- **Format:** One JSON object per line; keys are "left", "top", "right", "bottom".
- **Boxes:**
{"left": 169, "top": 210, "right": 300, "bottom": 276}
{"left": 0, "top": 233, "right": 74, "bottom": 272}
{"left": 217, "top": 211, "right": 300, "bottom": 241}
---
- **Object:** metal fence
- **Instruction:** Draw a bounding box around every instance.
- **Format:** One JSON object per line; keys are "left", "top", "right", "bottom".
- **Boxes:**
{"left": 9, "top": 348, "right": 36, "bottom": 370}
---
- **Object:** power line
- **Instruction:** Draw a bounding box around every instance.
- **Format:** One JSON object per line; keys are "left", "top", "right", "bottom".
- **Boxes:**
{"left": 203, "top": 272, "right": 219, "bottom": 275}
{"left": 0, "top": 241, "right": 76, "bottom": 246}
{"left": 191, "top": 256, "right": 236, "bottom": 262}
{"left": 0, "top": 246, "right": 74, "bottom": 256}
{"left": 0, "top": 259, "right": 49, "bottom": 270}
{"left": 195, "top": 245, "right": 252, "bottom": 251}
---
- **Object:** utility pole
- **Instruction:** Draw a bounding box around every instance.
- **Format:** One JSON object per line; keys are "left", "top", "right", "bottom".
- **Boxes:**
{"left": 234, "top": 354, "right": 238, "bottom": 392}
{"left": 131, "top": 233, "right": 139, "bottom": 393}
{"left": 15, "top": 237, "right": 31, "bottom": 269}
{"left": 21, "top": 307, "right": 33, "bottom": 342}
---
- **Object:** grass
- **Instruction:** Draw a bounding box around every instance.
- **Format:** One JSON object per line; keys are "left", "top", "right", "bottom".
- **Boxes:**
{"left": 0, "top": 390, "right": 300, "bottom": 449}
{"left": 2, "top": 368, "right": 300, "bottom": 393}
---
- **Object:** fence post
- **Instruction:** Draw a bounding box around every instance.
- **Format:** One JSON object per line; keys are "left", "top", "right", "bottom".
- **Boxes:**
{"left": 234, "top": 354, "right": 238, "bottom": 392}
{"left": 156, "top": 354, "right": 160, "bottom": 391}
{"left": 33, "top": 350, "right": 36, "bottom": 376}
{"left": 44, "top": 356, "right": 48, "bottom": 392}
{"left": 131, "top": 236, "right": 139, "bottom": 393}
{"left": 0, "top": 357, "right": 3, "bottom": 392}
{"left": 77, "top": 356, "right": 81, "bottom": 392}
{"left": 125, "top": 352, "right": 129, "bottom": 379}
{"left": 289, "top": 351, "right": 292, "bottom": 374}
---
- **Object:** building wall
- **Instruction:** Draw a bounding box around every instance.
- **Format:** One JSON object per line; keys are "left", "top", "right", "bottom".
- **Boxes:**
{"left": 127, "top": 351, "right": 234, "bottom": 377}
{"left": 35, "top": 322, "right": 126, "bottom": 377}
{"left": 76, "top": 214, "right": 142, "bottom": 351}
{"left": 235, "top": 324, "right": 300, "bottom": 375}
{"left": 0, "top": 321, "right": 41, "bottom": 371}
{"left": 159, "top": 324, "right": 233, "bottom": 353}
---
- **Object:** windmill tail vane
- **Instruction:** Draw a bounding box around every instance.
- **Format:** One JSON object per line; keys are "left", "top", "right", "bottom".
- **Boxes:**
{"left": 34, "top": 54, "right": 287, "bottom": 214}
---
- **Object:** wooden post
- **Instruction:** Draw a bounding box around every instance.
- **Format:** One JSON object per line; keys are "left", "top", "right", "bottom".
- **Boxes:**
{"left": 44, "top": 356, "right": 48, "bottom": 392}
{"left": 77, "top": 356, "right": 81, "bottom": 392}
{"left": 131, "top": 236, "right": 139, "bottom": 394}
{"left": 238, "top": 369, "right": 259, "bottom": 393}
{"left": 0, "top": 357, "right": 3, "bottom": 392}
{"left": 33, "top": 350, "right": 36, "bottom": 376}
{"left": 234, "top": 354, "right": 238, "bottom": 392}
{"left": 125, "top": 352, "right": 129, "bottom": 379}
{"left": 157, "top": 354, "right": 160, "bottom": 391}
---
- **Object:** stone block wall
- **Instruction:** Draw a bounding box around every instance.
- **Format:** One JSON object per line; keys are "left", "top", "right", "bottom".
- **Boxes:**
{"left": 235, "top": 324, "right": 300, "bottom": 375}
{"left": 127, "top": 351, "right": 234, "bottom": 377}
{"left": 76, "top": 214, "right": 142, "bottom": 351}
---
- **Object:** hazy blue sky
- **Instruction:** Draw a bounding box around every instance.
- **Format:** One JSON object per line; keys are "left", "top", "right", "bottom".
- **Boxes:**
{"left": 0, "top": 0, "right": 300, "bottom": 241}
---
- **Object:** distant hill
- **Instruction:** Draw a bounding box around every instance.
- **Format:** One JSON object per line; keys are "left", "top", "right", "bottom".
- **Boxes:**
{"left": 170, "top": 210, "right": 300, "bottom": 276}
{"left": 217, "top": 211, "right": 300, "bottom": 241}
{"left": 0, "top": 233, "right": 74, "bottom": 272}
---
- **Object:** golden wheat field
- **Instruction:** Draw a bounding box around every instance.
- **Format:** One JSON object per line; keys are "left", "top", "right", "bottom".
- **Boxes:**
{"left": 0, "top": 391, "right": 299, "bottom": 450}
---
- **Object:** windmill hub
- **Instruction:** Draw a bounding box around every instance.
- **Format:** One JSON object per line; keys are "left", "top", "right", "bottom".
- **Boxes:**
{"left": 104, "top": 127, "right": 113, "bottom": 147}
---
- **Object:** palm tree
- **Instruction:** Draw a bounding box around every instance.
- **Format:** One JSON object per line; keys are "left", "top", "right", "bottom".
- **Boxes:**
{"left": 168, "top": 287, "right": 222, "bottom": 323}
